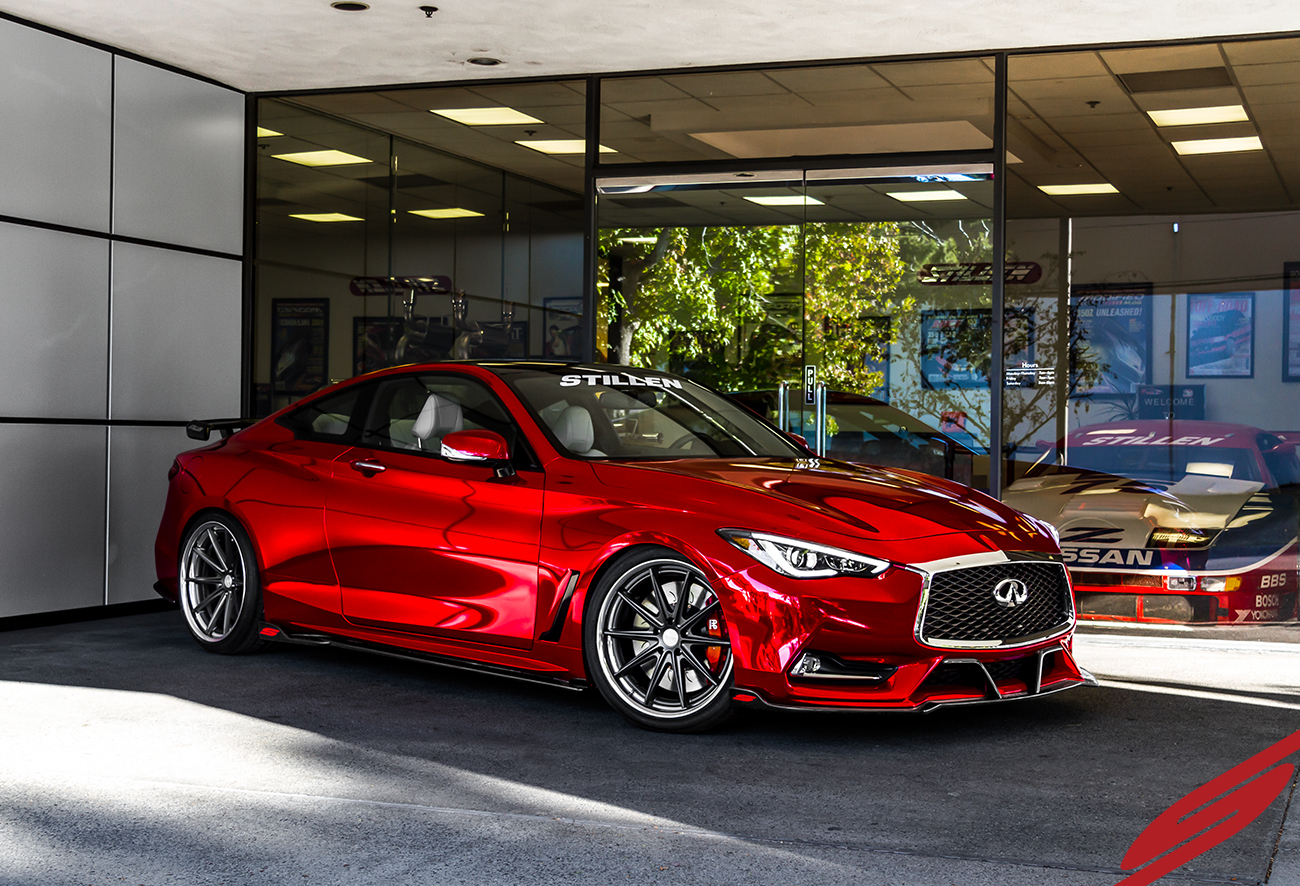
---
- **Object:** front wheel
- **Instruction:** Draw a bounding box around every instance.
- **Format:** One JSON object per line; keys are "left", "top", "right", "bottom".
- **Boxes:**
{"left": 178, "top": 513, "right": 267, "bottom": 654}
{"left": 584, "top": 548, "right": 735, "bottom": 732}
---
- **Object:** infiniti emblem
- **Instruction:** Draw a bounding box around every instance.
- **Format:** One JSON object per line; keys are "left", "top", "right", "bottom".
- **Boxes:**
{"left": 992, "top": 578, "right": 1029, "bottom": 608}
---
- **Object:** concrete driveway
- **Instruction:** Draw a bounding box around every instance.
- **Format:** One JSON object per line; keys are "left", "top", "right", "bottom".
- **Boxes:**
{"left": 0, "top": 611, "right": 1296, "bottom": 885}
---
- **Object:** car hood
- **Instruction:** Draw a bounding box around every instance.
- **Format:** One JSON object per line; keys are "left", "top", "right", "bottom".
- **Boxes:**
{"left": 592, "top": 457, "right": 1049, "bottom": 544}
{"left": 1004, "top": 469, "right": 1265, "bottom": 548}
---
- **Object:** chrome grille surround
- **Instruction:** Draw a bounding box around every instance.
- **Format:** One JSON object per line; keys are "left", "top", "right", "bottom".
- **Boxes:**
{"left": 910, "top": 551, "right": 1075, "bottom": 650}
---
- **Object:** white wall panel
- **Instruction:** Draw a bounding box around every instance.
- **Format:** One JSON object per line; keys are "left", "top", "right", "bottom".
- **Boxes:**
{"left": 0, "top": 223, "right": 109, "bottom": 418}
{"left": 0, "top": 424, "right": 106, "bottom": 618}
{"left": 110, "top": 243, "right": 242, "bottom": 421}
{"left": 0, "top": 18, "right": 112, "bottom": 231}
{"left": 113, "top": 58, "right": 244, "bottom": 255}
{"left": 107, "top": 425, "right": 194, "bottom": 604}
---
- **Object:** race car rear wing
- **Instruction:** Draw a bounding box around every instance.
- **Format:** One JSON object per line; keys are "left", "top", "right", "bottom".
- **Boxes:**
{"left": 186, "top": 417, "right": 258, "bottom": 441}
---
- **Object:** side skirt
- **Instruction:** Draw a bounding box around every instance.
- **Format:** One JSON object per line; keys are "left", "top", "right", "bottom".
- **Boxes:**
{"left": 257, "top": 622, "right": 589, "bottom": 693}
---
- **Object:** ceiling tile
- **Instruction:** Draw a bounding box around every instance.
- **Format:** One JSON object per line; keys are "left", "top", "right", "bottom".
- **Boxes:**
{"left": 1101, "top": 44, "right": 1225, "bottom": 74}
{"left": 873, "top": 58, "right": 993, "bottom": 87}
{"left": 1009, "top": 53, "right": 1109, "bottom": 81}
{"left": 1222, "top": 38, "right": 1300, "bottom": 66}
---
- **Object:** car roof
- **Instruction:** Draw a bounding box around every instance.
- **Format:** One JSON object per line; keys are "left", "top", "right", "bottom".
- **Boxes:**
{"left": 1067, "top": 420, "right": 1266, "bottom": 443}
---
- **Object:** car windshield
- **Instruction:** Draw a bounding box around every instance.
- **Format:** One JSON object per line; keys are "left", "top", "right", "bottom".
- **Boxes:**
{"left": 505, "top": 368, "right": 804, "bottom": 459}
{"left": 1060, "top": 444, "right": 1263, "bottom": 485}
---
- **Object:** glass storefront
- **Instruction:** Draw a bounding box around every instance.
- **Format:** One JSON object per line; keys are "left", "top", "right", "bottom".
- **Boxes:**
{"left": 250, "top": 36, "right": 1300, "bottom": 623}
{"left": 1001, "top": 39, "right": 1300, "bottom": 624}
{"left": 252, "top": 84, "right": 586, "bottom": 416}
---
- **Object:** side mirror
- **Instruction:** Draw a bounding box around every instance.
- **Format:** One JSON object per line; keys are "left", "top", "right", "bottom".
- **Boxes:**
{"left": 441, "top": 430, "right": 512, "bottom": 474}
{"left": 787, "top": 432, "right": 814, "bottom": 454}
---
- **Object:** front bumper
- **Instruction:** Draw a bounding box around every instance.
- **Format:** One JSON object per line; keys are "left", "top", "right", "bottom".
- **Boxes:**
{"left": 715, "top": 559, "right": 1088, "bottom": 710}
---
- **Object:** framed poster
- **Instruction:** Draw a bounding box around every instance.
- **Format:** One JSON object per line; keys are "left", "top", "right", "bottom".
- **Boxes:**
{"left": 919, "top": 308, "right": 1034, "bottom": 389}
{"left": 1187, "top": 292, "right": 1254, "bottom": 378}
{"left": 1069, "top": 283, "right": 1153, "bottom": 396}
{"left": 543, "top": 297, "right": 584, "bottom": 358}
{"left": 271, "top": 299, "right": 329, "bottom": 395}
{"left": 1284, "top": 263, "right": 1300, "bottom": 381}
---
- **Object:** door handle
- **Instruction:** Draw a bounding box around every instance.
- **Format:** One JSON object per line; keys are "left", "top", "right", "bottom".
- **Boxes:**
{"left": 350, "top": 459, "right": 387, "bottom": 474}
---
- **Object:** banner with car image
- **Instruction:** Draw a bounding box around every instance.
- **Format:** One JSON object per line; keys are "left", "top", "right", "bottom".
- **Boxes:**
{"left": 1069, "top": 283, "right": 1153, "bottom": 396}
{"left": 1187, "top": 292, "right": 1254, "bottom": 378}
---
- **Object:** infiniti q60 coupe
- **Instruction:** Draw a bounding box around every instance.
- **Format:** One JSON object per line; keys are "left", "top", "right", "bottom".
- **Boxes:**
{"left": 155, "top": 361, "right": 1093, "bottom": 731}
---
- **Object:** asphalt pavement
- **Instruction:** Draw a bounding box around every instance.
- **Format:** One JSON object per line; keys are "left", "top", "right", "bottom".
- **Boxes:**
{"left": 0, "top": 610, "right": 1296, "bottom": 886}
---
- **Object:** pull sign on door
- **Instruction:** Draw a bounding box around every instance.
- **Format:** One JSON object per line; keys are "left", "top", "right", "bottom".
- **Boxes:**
{"left": 804, "top": 365, "right": 817, "bottom": 405}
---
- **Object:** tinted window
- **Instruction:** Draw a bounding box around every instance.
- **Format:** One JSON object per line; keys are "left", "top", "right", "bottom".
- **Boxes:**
{"left": 360, "top": 373, "right": 531, "bottom": 465}
{"left": 1064, "top": 445, "right": 1262, "bottom": 485}
{"left": 509, "top": 369, "right": 803, "bottom": 460}
{"left": 278, "top": 386, "right": 364, "bottom": 441}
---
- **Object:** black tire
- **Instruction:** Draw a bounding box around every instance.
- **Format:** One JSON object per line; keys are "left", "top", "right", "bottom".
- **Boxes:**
{"left": 177, "top": 513, "right": 268, "bottom": 655}
{"left": 584, "top": 546, "right": 734, "bottom": 732}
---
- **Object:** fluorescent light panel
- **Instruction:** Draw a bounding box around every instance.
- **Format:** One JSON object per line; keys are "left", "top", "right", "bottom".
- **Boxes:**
{"left": 1172, "top": 135, "right": 1264, "bottom": 155}
{"left": 290, "top": 213, "right": 363, "bottom": 222}
{"left": 432, "top": 107, "right": 543, "bottom": 125}
{"left": 1147, "top": 105, "right": 1248, "bottom": 127}
{"left": 886, "top": 190, "right": 967, "bottom": 202}
{"left": 744, "top": 195, "right": 824, "bottom": 206}
{"left": 273, "top": 150, "right": 371, "bottom": 167}
{"left": 256, "top": 126, "right": 284, "bottom": 137}
{"left": 408, "top": 208, "right": 484, "bottom": 219}
{"left": 1039, "top": 183, "right": 1120, "bottom": 196}
{"left": 516, "top": 139, "right": 616, "bottom": 154}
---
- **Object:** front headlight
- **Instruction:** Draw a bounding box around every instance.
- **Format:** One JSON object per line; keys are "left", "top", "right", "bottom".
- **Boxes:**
{"left": 1148, "top": 527, "right": 1219, "bottom": 547}
{"left": 718, "top": 529, "right": 889, "bottom": 579}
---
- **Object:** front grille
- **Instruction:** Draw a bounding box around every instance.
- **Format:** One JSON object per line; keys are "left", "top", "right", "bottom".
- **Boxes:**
{"left": 919, "top": 561, "right": 1072, "bottom": 647}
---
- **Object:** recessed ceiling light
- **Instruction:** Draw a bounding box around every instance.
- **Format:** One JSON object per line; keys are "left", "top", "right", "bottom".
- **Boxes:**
{"left": 1038, "top": 183, "right": 1120, "bottom": 196}
{"left": 516, "top": 140, "right": 616, "bottom": 154}
{"left": 273, "top": 150, "right": 371, "bottom": 167}
{"left": 330, "top": 2, "right": 369, "bottom": 9}
{"left": 467, "top": 57, "right": 502, "bottom": 66}
{"left": 431, "top": 107, "right": 543, "bottom": 126}
{"left": 886, "top": 190, "right": 968, "bottom": 202}
{"left": 289, "top": 213, "right": 363, "bottom": 222}
{"left": 744, "top": 195, "right": 825, "bottom": 206}
{"left": 1147, "top": 105, "right": 1249, "bottom": 127}
{"left": 1172, "top": 135, "right": 1264, "bottom": 155}
{"left": 256, "top": 127, "right": 284, "bottom": 138}
{"left": 408, "top": 208, "right": 485, "bottom": 219}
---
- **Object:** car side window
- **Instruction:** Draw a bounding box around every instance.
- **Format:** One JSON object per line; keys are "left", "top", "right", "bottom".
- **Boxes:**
{"left": 278, "top": 386, "right": 365, "bottom": 442}
{"left": 361, "top": 374, "right": 532, "bottom": 465}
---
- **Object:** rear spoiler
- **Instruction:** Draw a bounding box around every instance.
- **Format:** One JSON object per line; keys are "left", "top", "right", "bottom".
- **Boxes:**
{"left": 186, "top": 417, "right": 258, "bottom": 441}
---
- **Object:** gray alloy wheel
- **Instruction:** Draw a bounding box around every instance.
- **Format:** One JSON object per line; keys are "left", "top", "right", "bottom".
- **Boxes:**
{"left": 586, "top": 548, "right": 735, "bottom": 732}
{"left": 178, "top": 514, "right": 266, "bottom": 654}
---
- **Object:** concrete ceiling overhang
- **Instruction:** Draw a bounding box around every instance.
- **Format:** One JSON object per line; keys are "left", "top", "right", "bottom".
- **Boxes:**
{"left": 3, "top": 0, "right": 1300, "bottom": 93}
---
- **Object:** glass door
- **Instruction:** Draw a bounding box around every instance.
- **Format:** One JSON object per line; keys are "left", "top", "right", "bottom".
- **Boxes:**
{"left": 596, "top": 163, "right": 998, "bottom": 489}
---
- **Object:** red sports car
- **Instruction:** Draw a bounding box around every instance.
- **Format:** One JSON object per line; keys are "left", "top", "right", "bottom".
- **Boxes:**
{"left": 155, "top": 361, "right": 1092, "bottom": 732}
{"left": 1005, "top": 420, "right": 1300, "bottom": 624}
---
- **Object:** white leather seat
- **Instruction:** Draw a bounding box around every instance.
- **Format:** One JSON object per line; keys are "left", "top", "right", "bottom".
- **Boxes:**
{"left": 410, "top": 392, "right": 463, "bottom": 449}
{"left": 552, "top": 405, "right": 605, "bottom": 457}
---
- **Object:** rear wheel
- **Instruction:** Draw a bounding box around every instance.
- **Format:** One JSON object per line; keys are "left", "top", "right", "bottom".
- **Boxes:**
{"left": 178, "top": 514, "right": 267, "bottom": 654}
{"left": 585, "top": 548, "right": 734, "bottom": 732}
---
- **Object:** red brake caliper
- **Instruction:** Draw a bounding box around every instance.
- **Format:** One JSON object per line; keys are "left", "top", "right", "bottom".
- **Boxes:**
{"left": 706, "top": 612, "right": 724, "bottom": 669}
